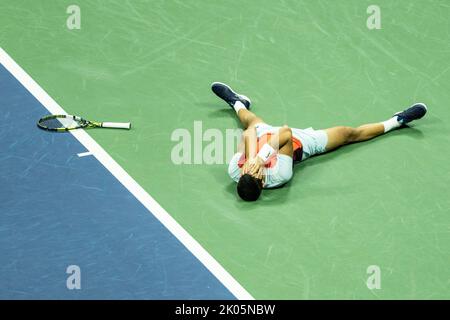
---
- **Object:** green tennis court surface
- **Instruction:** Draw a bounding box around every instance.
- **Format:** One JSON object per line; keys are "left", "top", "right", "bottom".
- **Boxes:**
{"left": 1, "top": 0, "right": 449, "bottom": 299}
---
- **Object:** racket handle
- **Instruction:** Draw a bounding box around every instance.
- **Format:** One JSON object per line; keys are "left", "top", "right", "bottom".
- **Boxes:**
{"left": 101, "top": 122, "right": 131, "bottom": 129}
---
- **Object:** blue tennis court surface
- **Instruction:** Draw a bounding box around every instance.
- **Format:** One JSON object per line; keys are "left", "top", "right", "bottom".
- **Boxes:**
{"left": 0, "top": 64, "right": 234, "bottom": 299}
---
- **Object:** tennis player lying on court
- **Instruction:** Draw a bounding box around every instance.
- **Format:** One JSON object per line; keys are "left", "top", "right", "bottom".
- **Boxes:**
{"left": 211, "top": 82, "right": 428, "bottom": 201}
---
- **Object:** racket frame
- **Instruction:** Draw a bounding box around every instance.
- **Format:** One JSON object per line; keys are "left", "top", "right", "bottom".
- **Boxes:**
{"left": 37, "top": 114, "right": 130, "bottom": 131}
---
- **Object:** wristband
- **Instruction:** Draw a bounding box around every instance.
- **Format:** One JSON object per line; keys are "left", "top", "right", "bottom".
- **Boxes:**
{"left": 257, "top": 143, "right": 276, "bottom": 163}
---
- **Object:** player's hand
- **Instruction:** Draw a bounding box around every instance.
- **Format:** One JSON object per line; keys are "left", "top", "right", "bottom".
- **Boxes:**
{"left": 248, "top": 157, "right": 264, "bottom": 173}
{"left": 241, "top": 161, "right": 252, "bottom": 175}
{"left": 255, "top": 165, "right": 265, "bottom": 181}
{"left": 242, "top": 158, "right": 265, "bottom": 184}
{"left": 248, "top": 157, "right": 265, "bottom": 179}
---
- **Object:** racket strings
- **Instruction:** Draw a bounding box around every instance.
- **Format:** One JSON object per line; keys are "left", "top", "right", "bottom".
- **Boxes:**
{"left": 40, "top": 117, "right": 81, "bottom": 130}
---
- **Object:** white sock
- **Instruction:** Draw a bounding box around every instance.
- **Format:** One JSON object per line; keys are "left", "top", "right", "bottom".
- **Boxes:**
{"left": 233, "top": 101, "right": 246, "bottom": 115}
{"left": 382, "top": 116, "right": 401, "bottom": 133}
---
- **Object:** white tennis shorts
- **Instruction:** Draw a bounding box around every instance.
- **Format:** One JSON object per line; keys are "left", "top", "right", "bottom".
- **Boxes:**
{"left": 254, "top": 123, "right": 328, "bottom": 160}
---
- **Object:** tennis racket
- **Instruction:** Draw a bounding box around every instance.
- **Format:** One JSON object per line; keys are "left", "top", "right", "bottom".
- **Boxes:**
{"left": 37, "top": 115, "right": 131, "bottom": 132}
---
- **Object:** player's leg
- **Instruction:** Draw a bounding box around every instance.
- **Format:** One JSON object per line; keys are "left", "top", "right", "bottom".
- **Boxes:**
{"left": 324, "top": 103, "right": 427, "bottom": 151}
{"left": 211, "top": 82, "right": 264, "bottom": 129}
{"left": 324, "top": 123, "right": 384, "bottom": 151}
{"left": 237, "top": 109, "right": 265, "bottom": 129}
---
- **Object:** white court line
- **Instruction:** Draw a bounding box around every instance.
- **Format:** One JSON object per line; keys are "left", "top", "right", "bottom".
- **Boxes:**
{"left": 77, "top": 151, "right": 93, "bottom": 157}
{"left": 0, "top": 47, "right": 254, "bottom": 300}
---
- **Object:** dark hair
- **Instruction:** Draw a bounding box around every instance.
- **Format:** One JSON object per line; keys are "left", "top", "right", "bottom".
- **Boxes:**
{"left": 237, "top": 174, "right": 262, "bottom": 201}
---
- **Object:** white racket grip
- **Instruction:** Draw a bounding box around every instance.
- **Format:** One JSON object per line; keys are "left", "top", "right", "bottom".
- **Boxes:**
{"left": 101, "top": 122, "right": 131, "bottom": 129}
